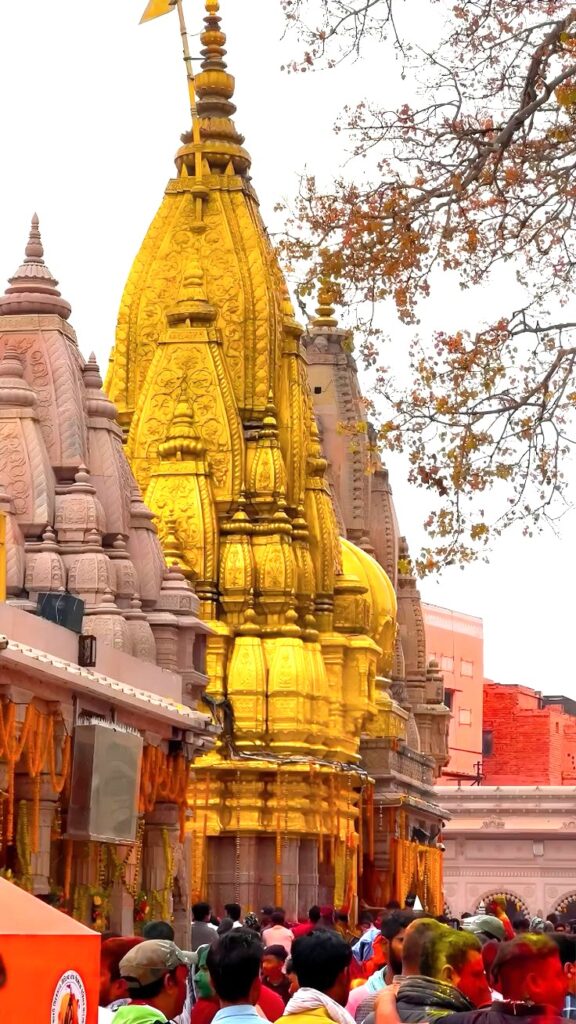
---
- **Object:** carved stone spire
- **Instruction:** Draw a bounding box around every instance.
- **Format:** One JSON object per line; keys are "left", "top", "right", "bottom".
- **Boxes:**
{"left": 0, "top": 215, "right": 72, "bottom": 320}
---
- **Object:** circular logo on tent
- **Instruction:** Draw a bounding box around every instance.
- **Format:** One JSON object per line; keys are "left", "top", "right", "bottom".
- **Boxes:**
{"left": 51, "top": 970, "right": 87, "bottom": 1024}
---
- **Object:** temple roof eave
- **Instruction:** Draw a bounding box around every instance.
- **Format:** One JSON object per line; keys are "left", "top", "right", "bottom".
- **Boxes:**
{"left": 0, "top": 635, "right": 217, "bottom": 739}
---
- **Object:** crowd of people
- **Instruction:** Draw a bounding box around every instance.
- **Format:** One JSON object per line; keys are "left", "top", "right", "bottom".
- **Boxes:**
{"left": 98, "top": 898, "right": 576, "bottom": 1024}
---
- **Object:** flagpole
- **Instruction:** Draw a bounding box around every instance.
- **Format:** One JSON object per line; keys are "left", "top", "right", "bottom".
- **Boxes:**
{"left": 172, "top": 0, "right": 203, "bottom": 184}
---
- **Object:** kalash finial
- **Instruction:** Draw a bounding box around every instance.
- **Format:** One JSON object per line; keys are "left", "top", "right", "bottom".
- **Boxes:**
{"left": 313, "top": 279, "right": 339, "bottom": 329}
{"left": 177, "top": 0, "right": 251, "bottom": 176}
{"left": 25, "top": 213, "right": 44, "bottom": 263}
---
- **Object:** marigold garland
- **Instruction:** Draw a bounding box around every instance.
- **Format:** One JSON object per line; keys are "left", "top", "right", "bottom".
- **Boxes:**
{"left": 0, "top": 701, "right": 70, "bottom": 847}
{"left": 139, "top": 746, "right": 190, "bottom": 841}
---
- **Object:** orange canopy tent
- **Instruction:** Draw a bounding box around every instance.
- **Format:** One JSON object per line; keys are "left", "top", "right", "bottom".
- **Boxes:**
{"left": 0, "top": 877, "right": 100, "bottom": 1022}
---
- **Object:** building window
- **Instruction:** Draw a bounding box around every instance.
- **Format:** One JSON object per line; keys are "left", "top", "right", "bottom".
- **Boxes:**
{"left": 482, "top": 730, "right": 494, "bottom": 756}
{"left": 314, "top": 385, "right": 322, "bottom": 394}
{"left": 444, "top": 689, "right": 454, "bottom": 712}
{"left": 459, "top": 708, "right": 472, "bottom": 726}
{"left": 440, "top": 655, "right": 454, "bottom": 672}
{"left": 460, "top": 659, "right": 474, "bottom": 677}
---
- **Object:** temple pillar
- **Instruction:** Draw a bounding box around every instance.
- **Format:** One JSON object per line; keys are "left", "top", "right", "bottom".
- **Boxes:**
{"left": 143, "top": 802, "right": 180, "bottom": 939}
{"left": 298, "top": 838, "right": 319, "bottom": 916}
{"left": 15, "top": 774, "right": 57, "bottom": 896}
{"left": 109, "top": 880, "right": 135, "bottom": 937}
{"left": 108, "top": 837, "right": 141, "bottom": 937}
{"left": 147, "top": 612, "right": 180, "bottom": 672}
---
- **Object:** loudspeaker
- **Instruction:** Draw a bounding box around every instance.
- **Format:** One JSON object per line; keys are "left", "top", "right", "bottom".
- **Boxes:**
{"left": 37, "top": 592, "right": 85, "bottom": 634}
{"left": 67, "top": 724, "right": 143, "bottom": 843}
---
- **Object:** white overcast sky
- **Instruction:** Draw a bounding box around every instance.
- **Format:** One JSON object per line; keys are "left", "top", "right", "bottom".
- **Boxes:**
{"left": 0, "top": 0, "right": 572, "bottom": 695}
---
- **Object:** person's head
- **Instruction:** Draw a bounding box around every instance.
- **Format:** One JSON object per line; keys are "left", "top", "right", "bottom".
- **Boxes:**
{"left": 461, "top": 915, "right": 506, "bottom": 946}
{"left": 358, "top": 911, "right": 374, "bottom": 933}
{"left": 418, "top": 922, "right": 490, "bottom": 1007}
{"left": 381, "top": 911, "right": 415, "bottom": 976}
{"left": 100, "top": 937, "right": 143, "bottom": 1007}
{"left": 309, "top": 905, "right": 321, "bottom": 925}
{"left": 291, "top": 930, "right": 352, "bottom": 1006}
{"left": 285, "top": 956, "right": 299, "bottom": 996}
{"left": 513, "top": 917, "right": 530, "bottom": 935}
{"left": 262, "top": 944, "right": 288, "bottom": 980}
{"left": 320, "top": 905, "right": 335, "bottom": 925}
{"left": 193, "top": 901, "right": 212, "bottom": 923}
{"left": 218, "top": 918, "right": 234, "bottom": 936}
{"left": 207, "top": 929, "right": 264, "bottom": 1005}
{"left": 119, "top": 940, "right": 193, "bottom": 1018}
{"left": 193, "top": 944, "right": 215, "bottom": 1000}
{"left": 225, "top": 903, "right": 242, "bottom": 923}
{"left": 143, "top": 920, "right": 175, "bottom": 941}
{"left": 386, "top": 900, "right": 401, "bottom": 911}
{"left": 401, "top": 918, "right": 445, "bottom": 976}
{"left": 336, "top": 912, "right": 349, "bottom": 926}
{"left": 548, "top": 913, "right": 560, "bottom": 928}
{"left": 244, "top": 912, "right": 261, "bottom": 935}
{"left": 271, "top": 910, "right": 286, "bottom": 926}
{"left": 550, "top": 932, "right": 576, "bottom": 997}
{"left": 492, "top": 935, "right": 568, "bottom": 1011}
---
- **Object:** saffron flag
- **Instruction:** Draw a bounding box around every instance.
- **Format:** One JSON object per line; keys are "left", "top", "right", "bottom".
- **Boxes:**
{"left": 140, "top": 0, "right": 174, "bottom": 23}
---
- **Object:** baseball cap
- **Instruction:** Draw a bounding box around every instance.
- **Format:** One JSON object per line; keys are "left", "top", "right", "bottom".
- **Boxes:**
{"left": 119, "top": 940, "right": 196, "bottom": 989}
{"left": 461, "top": 914, "right": 506, "bottom": 943}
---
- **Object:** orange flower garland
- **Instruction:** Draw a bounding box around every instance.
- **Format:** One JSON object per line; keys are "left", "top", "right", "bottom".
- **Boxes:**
{"left": 0, "top": 701, "right": 70, "bottom": 846}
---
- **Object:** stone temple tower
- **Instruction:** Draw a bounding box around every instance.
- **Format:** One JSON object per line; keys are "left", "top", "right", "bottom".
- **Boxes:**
{"left": 106, "top": 0, "right": 448, "bottom": 913}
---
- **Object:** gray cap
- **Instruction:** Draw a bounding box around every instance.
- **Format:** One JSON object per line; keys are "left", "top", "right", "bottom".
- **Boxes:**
{"left": 461, "top": 914, "right": 506, "bottom": 943}
{"left": 120, "top": 940, "right": 197, "bottom": 989}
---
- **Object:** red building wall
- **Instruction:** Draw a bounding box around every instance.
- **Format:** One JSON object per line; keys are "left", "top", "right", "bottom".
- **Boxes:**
{"left": 483, "top": 683, "right": 576, "bottom": 785}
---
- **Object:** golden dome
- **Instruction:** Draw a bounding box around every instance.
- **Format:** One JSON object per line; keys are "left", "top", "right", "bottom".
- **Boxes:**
{"left": 340, "top": 537, "right": 397, "bottom": 673}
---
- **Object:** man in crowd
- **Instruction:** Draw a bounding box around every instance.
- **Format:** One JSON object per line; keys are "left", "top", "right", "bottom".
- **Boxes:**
{"left": 206, "top": 929, "right": 266, "bottom": 1024}
{"left": 278, "top": 929, "right": 353, "bottom": 1024}
{"left": 192, "top": 902, "right": 218, "bottom": 952}
{"left": 368, "top": 918, "right": 490, "bottom": 1023}
{"left": 224, "top": 904, "right": 243, "bottom": 929}
{"left": 441, "top": 935, "right": 568, "bottom": 1024}
{"left": 99, "top": 937, "right": 143, "bottom": 1022}
{"left": 262, "top": 910, "right": 294, "bottom": 954}
{"left": 550, "top": 933, "right": 576, "bottom": 1019}
{"left": 262, "top": 944, "right": 292, "bottom": 1005}
{"left": 352, "top": 914, "right": 380, "bottom": 967}
{"left": 293, "top": 907, "right": 322, "bottom": 939}
{"left": 142, "top": 922, "right": 175, "bottom": 942}
{"left": 114, "top": 939, "right": 195, "bottom": 1023}
{"left": 348, "top": 912, "right": 414, "bottom": 1022}
{"left": 461, "top": 918, "right": 505, "bottom": 947}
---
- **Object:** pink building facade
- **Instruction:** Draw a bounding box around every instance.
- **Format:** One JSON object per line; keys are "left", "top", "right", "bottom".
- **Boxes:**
{"left": 422, "top": 604, "right": 483, "bottom": 782}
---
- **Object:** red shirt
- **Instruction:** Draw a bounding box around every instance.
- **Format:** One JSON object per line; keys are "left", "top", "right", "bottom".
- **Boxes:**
{"left": 291, "top": 922, "right": 314, "bottom": 939}
{"left": 258, "top": 985, "right": 285, "bottom": 1021}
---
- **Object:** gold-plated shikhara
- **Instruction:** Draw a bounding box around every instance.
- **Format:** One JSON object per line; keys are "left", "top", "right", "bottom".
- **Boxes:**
{"left": 110, "top": 0, "right": 401, "bottom": 905}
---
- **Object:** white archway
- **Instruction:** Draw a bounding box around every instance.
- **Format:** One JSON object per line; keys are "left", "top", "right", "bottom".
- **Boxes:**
{"left": 475, "top": 890, "right": 530, "bottom": 920}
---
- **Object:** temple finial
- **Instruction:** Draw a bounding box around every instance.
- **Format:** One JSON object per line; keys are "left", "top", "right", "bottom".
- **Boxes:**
{"left": 25, "top": 214, "right": 44, "bottom": 263}
{"left": 313, "top": 279, "right": 339, "bottom": 329}
{"left": 176, "top": 0, "right": 250, "bottom": 176}
{"left": 0, "top": 215, "right": 72, "bottom": 320}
